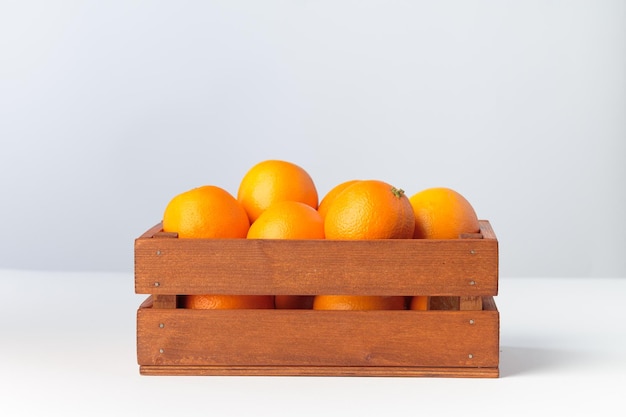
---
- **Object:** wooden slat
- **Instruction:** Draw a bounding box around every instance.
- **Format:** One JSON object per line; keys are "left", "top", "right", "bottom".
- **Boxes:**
{"left": 459, "top": 233, "right": 483, "bottom": 239}
{"left": 429, "top": 296, "right": 459, "bottom": 310}
{"left": 139, "top": 365, "right": 499, "bottom": 378}
{"left": 479, "top": 220, "right": 497, "bottom": 240}
{"left": 153, "top": 295, "right": 177, "bottom": 309}
{"left": 137, "top": 223, "right": 164, "bottom": 239}
{"left": 137, "top": 309, "right": 499, "bottom": 369}
{"left": 139, "top": 295, "right": 154, "bottom": 309}
{"left": 459, "top": 296, "right": 483, "bottom": 311}
{"left": 135, "top": 221, "right": 498, "bottom": 296}
{"left": 154, "top": 231, "right": 178, "bottom": 239}
{"left": 482, "top": 296, "right": 497, "bottom": 311}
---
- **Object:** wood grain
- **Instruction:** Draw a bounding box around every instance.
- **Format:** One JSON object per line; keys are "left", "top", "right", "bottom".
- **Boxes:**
{"left": 460, "top": 296, "right": 483, "bottom": 311}
{"left": 135, "top": 221, "right": 498, "bottom": 296}
{"left": 152, "top": 295, "right": 176, "bottom": 309}
{"left": 137, "top": 307, "right": 499, "bottom": 369}
{"left": 479, "top": 220, "right": 497, "bottom": 240}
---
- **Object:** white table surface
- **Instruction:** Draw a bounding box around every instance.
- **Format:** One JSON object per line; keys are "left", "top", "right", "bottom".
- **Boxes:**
{"left": 1, "top": 269, "right": 625, "bottom": 416}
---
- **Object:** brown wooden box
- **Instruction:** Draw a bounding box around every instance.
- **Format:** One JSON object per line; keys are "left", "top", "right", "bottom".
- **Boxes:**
{"left": 135, "top": 220, "right": 499, "bottom": 377}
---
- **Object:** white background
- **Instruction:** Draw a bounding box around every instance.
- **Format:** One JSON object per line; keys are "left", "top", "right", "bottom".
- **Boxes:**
{"left": 1, "top": 1, "right": 625, "bottom": 277}
{"left": 2, "top": 4, "right": 625, "bottom": 415}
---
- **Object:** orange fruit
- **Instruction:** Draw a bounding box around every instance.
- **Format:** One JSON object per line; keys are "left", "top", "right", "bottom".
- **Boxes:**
{"left": 184, "top": 294, "right": 275, "bottom": 309}
{"left": 317, "top": 179, "right": 360, "bottom": 219}
{"left": 324, "top": 180, "right": 415, "bottom": 240}
{"left": 409, "top": 187, "right": 479, "bottom": 239}
{"left": 163, "top": 185, "right": 250, "bottom": 238}
{"left": 247, "top": 201, "right": 325, "bottom": 239}
{"left": 247, "top": 200, "right": 323, "bottom": 308}
{"left": 275, "top": 295, "right": 315, "bottom": 309}
{"left": 410, "top": 296, "right": 430, "bottom": 310}
{"left": 237, "top": 160, "right": 318, "bottom": 223}
{"left": 313, "top": 295, "right": 406, "bottom": 310}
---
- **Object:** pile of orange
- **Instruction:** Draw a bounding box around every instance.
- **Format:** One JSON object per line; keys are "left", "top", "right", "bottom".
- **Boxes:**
{"left": 161, "top": 159, "right": 481, "bottom": 311}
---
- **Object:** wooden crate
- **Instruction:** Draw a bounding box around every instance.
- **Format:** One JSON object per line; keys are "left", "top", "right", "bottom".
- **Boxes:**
{"left": 135, "top": 220, "right": 499, "bottom": 377}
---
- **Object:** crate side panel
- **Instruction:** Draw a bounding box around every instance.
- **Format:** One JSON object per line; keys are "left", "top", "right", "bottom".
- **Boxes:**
{"left": 135, "top": 238, "right": 497, "bottom": 296}
{"left": 137, "top": 309, "right": 499, "bottom": 368}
